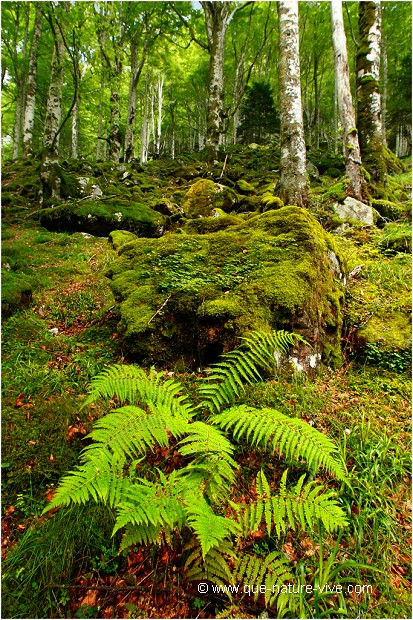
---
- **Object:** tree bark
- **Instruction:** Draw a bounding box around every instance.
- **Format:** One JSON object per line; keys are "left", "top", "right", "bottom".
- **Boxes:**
{"left": 331, "top": 0, "right": 363, "bottom": 199}
{"left": 201, "top": 1, "right": 230, "bottom": 162}
{"left": 22, "top": 4, "right": 43, "bottom": 159}
{"left": 41, "top": 32, "right": 64, "bottom": 200}
{"left": 277, "top": 0, "right": 307, "bottom": 207}
{"left": 356, "top": 0, "right": 385, "bottom": 182}
{"left": 12, "top": 5, "right": 30, "bottom": 160}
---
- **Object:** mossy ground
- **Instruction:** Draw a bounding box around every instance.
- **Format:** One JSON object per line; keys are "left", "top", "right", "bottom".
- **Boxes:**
{"left": 1, "top": 153, "right": 411, "bottom": 619}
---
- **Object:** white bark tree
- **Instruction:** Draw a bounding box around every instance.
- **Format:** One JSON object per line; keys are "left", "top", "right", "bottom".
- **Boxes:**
{"left": 22, "top": 3, "right": 43, "bottom": 159}
{"left": 41, "top": 28, "right": 64, "bottom": 200}
{"left": 277, "top": 0, "right": 307, "bottom": 207}
{"left": 356, "top": 0, "right": 385, "bottom": 181}
{"left": 331, "top": 0, "right": 363, "bottom": 199}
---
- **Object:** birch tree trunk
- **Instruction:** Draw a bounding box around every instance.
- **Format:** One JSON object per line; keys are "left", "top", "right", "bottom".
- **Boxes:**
{"left": 277, "top": 0, "right": 307, "bottom": 207}
{"left": 41, "top": 33, "right": 64, "bottom": 200}
{"left": 356, "top": 0, "right": 385, "bottom": 181}
{"left": 22, "top": 4, "right": 43, "bottom": 159}
{"left": 12, "top": 6, "right": 30, "bottom": 160}
{"left": 70, "top": 97, "right": 79, "bottom": 159}
{"left": 96, "top": 65, "right": 105, "bottom": 161}
{"left": 155, "top": 76, "right": 164, "bottom": 156}
{"left": 140, "top": 73, "right": 149, "bottom": 164}
{"left": 201, "top": 1, "right": 229, "bottom": 162}
{"left": 124, "top": 42, "right": 139, "bottom": 163}
{"left": 331, "top": 0, "right": 363, "bottom": 199}
{"left": 108, "top": 65, "right": 122, "bottom": 162}
{"left": 381, "top": 35, "right": 388, "bottom": 147}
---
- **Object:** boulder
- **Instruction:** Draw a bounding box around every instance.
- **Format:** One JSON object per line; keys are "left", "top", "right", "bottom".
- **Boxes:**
{"left": 306, "top": 160, "right": 320, "bottom": 180}
{"left": 39, "top": 199, "right": 164, "bottom": 238}
{"left": 106, "top": 206, "right": 345, "bottom": 371}
{"left": 181, "top": 179, "right": 238, "bottom": 218}
{"left": 333, "top": 196, "right": 374, "bottom": 226}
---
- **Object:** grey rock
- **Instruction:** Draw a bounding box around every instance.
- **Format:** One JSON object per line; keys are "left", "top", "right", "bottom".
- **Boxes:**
{"left": 333, "top": 196, "right": 374, "bottom": 226}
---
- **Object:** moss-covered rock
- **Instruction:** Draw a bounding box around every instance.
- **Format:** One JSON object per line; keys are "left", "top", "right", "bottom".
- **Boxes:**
{"left": 109, "top": 230, "right": 138, "bottom": 250}
{"left": 181, "top": 179, "right": 238, "bottom": 218}
{"left": 379, "top": 222, "right": 412, "bottom": 254}
{"left": 236, "top": 179, "right": 256, "bottom": 195}
{"left": 1, "top": 271, "right": 33, "bottom": 317}
{"left": 39, "top": 199, "right": 164, "bottom": 238}
{"left": 106, "top": 206, "right": 345, "bottom": 371}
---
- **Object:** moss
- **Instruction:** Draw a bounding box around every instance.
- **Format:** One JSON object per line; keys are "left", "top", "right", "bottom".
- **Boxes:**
{"left": 321, "top": 177, "right": 351, "bottom": 202}
{"left": 181, "top": 180, "right": 238, "bottom": 218}
{"left": 39, "top": 200, "right": 164, "bottom": 237}
{"left": 261, "top": 195, "right": 284, "bottom": 211}
{"left": 1, "top": 271, "right": 33, "bottom": 317}
{"left": 379, "top": 223, "right": 412, "bottom": 254}
{"left": 359, "top": 311, "right": 411, "bottom": 350}
{"left": 371, "top": 199, "right": 408, "bottom": 221}
{"left": 236, "top": 179, "right": 256, "bottom": 194}
{"left": 109, "top": 230, "right": 138, "bottom": 250}
{"left": 107, "top": 206, "right": 345, "bottom": 368}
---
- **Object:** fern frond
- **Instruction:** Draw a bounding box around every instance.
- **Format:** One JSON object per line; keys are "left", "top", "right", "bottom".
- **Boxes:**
{"left": 120, "top": 522, "right": 161, "bottom": 551}
{"left": 185, "top": 497, "right": 240, "bottom": 557}
{"left": 213, "top": 405, "right": 347, "bottom": 481}
{"left": 199, "top": 330, "right": 306, "bottom": 413}
{"left": 233, "top": 550, "right": 294, "bottom": 605}
{"left": 83, "top": 364, "right": 194, "bottom": 420}
{"left": 85, "top": 405, "right": 189, "bottom": 460}
{"left": 183, "top": 537, "right": 235, "bottom": 584}
{"left": 237, "top": 471, "right": 348, "bottom": 537}
{"left": 43, "top": 450, "right": 132, "bottom": 512}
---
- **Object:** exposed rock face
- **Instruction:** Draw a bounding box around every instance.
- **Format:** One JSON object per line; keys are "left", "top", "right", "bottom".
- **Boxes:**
{"left": 333, "top": 196, "right": 374, "bottom": 225}
{"left": 106, "top": 206, "right": 346, "bottom": 371}
{"left": 39, "top": 199, "right": 164, "bottom": 237}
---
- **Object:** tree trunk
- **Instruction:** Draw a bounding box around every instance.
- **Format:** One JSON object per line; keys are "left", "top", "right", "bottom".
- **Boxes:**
{"left": 277, "top": 0, "right": 307, "bottom": 207}
{"left": 22, "top": 4, "right": 43, "bottom": 159}
{"left": 202, "top": 2, "right": 228, "bottom": 162}
{"left": 331, "top": 0, "right": 363, "bottom": 199}
{"left": 155, "top": 77, "right": 164, "bottom": 156}
{"left": 41, "top": 34, "right": 64, "bottom": 200}
{"left": 140, "top": 73, "right": 149, "bottom": 164}
{"left": 96, "top": 66, "right": 105, "bottom": 161}
{"left": 108, "top": 66, "right": 122, "bottom": 162}
{"left": 381, "top": 35, "right": 388, "bottom": 147}
{"left": 70, "top": 97, "right": 79, "bottom": 159}
{"left": 12, "top": 6, "right": 30, "bottom": 160}
{"left": 124, "top": 43, "right": 139, "bottom": 163}
{"left": 356, "top": 0, "right": 385, "bottom": 182}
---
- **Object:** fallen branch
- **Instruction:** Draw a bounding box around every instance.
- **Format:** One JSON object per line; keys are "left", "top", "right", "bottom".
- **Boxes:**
{"left": 147, "top": 294, "right": 171, "bottom": 325}
{"left": 220, "top": 154, "right": 228, "bottom": 178}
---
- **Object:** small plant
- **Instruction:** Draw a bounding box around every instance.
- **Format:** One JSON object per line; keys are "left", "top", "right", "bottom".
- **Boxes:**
{"left": 44, "top": 330, "right": 348, "bottom": 613}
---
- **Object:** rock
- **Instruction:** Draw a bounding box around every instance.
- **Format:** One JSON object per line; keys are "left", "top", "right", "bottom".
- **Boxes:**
{"left": 306, "top": 160, "right": 319, "bottom": 180}
{"left": 236, "top": 179, "right": 256, "bottom": 195}
{"left": 333, "top": 197, "right": 374, "bottom": 226}
{"left": 1, "top": 271, "right": 33, "bottom": 317}
{"left": 106, "top": 206, "right": 345, "bottom": 372}
{"left": 39, "top": 199, "right": 164, "bottom": 238}
{"left": 77, "top": 177, "right": 103, "bottom": 198}
{"left": 181, "top": 179, "right": 238, "bottom": 218}
{"left": 109, "top": 230, "right": 138, "bottom": 250}
{"left": 151, "top": 198, "right": 184, "bottom": 220}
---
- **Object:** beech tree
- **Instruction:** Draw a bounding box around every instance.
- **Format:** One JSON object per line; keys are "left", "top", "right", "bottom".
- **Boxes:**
{"left": 356, "top": 0, "right": 385, "bottom": 181}
{"left": 331, "top": 0, "right": 363, "bottom": 199}
{"left": 277, "top": 0, "right": 307, "bottom": 207}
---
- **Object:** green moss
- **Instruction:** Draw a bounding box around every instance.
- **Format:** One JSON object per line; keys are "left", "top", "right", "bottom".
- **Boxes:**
{"left": 236, "top": 179, "right": 256, "bottom": 194}
{"left": 371, "top": 199, "right": 409, "bottom": 221}
{"left": 107, "top": 207, "right": 345, "bottom": 368}
{"left": 321, "top": 177, "right": 351, "bottom": 202}
{"left": 260, "top": 195, "right": 284, "bottom": 211}
{"left": 40, "top": 200, "right": 164, "bottom": 237}
{"left": 181, "top": 179, "right": 216, "bottom": 218}
{"left": 379, "top": 222, "right": 412, "bottom": 254}
{"left": 184, "top": 214, "right": 241, "bottom": 234}
{"left": 109, "top": 230, "right": 138, "bottom": 250}
{"left": 1, "top": 271, "right": 33, "bottom": 317}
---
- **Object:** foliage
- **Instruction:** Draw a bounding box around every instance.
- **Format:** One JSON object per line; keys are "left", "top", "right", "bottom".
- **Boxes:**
{"left": 44, "top": 330, "right": 348, "bottom": 612}
{"left": 238, "top": 82, "right": 279, "bottom": 145}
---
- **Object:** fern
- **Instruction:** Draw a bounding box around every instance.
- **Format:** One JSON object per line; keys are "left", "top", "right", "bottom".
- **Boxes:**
{"left": 199, "top": 330, "right": 307, "bottom": 413}
{"left": 44, "top": 328, "right": 350, "bottom": 612}
{"left": 213, "top": 405, "right": 347, "bottom": 481}
{"left": 83, "top": 363, "right": 194, "bottom": 419}
{"left": 237, "top": 470, "right": 348, "bottom": 537}
{"left": 183, "top": 537, "right": 235, "bottom": 584}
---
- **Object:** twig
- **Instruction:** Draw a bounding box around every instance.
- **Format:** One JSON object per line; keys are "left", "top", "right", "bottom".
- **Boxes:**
{"left": 220, "top": 154, "right": 228, "bottom": 178}
{"left": 147, "top": 294, "right": 171, "bottom": 325}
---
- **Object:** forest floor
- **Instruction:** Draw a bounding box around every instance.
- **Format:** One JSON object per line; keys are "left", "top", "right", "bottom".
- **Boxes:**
{"left": 1, "top": 154, "right": 411, "bottom": 619}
